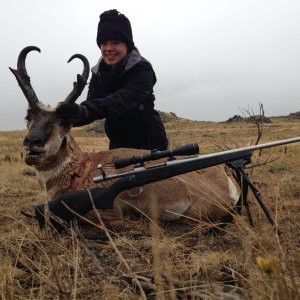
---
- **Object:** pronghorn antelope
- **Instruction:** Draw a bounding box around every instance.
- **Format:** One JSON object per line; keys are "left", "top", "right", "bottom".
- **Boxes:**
{"left": 10, "top": 46, "right": 239, "bottom": 224}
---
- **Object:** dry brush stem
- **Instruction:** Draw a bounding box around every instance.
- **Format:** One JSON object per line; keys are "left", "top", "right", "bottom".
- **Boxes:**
{"left": 62, "top": 193, "right": 148, "bottom": 299}
{"left": 240, "top": 102, "right": 265, "bottom": 146}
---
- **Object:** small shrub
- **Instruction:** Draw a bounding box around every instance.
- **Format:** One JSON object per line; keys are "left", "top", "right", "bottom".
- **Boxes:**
{"left": 291, "top": 176, "right": 300, "bottom": 198}
{"left": 21, "top": 167, "right": 36, "bottom": 177}
{"left": 3, "top": 154, "right": 11, "bottom": 163}
{"left": 267, "top": 163, "right": 290, "bottom": 173}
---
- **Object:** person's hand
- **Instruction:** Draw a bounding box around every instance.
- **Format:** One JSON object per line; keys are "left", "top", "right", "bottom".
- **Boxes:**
{"left": 56, "top": 102, "right": 87, "bottom": 123}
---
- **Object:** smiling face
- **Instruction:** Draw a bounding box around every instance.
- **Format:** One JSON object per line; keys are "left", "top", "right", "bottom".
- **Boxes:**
{"left": 100, "top": 40, "right": 128, "bottom": 68}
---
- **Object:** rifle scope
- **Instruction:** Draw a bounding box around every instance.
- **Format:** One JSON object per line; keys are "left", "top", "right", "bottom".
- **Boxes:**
{"left": 114, "top": 143, "right": 199, "bottom": 169}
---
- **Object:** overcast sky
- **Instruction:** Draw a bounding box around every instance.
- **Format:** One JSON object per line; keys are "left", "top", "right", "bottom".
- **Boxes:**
{"left": 1, "top": 0, "right": 300, "bottom": 130}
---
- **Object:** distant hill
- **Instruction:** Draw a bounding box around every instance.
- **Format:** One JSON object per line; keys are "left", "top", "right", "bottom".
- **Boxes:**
{"left": 85, "top": 110, "right": 300, "bottom": 133}
{"left": 225, "top": 115, "right": 272, "bottom": 123}
{"left": 225, "top": 111, "right": 300, "bottom": 123}
{"left": 85, "top": 111, "right": 182, "bottom": 134}
{"left": 288, "top": 111, "right": 300, "bottom": 119}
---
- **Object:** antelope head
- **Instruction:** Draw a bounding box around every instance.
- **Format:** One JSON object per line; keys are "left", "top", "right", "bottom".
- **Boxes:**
{"left": 10, "top": 46, "right": 90, "bottom": 167}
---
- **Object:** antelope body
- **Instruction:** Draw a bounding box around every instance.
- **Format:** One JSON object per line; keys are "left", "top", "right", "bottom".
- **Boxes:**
{"left": 10, "top": 46, "right": 239, "bottom": 223}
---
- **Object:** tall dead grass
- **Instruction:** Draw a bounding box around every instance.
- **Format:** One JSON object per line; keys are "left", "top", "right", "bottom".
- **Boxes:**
{"left": 0, "top": 119, "right": 299, "bottom": 299}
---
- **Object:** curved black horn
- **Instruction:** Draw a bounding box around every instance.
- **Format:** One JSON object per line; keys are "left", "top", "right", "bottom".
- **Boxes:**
{"left": 9, "top": 46, "right": 40, "bottom": 108}
{"left": 63, "top": 54, "right": 90, "bottom": 103}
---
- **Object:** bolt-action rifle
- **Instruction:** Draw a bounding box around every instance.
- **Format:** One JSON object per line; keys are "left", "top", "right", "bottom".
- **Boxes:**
{"left": 34, "top": 137, "right": 300, "bottom": 230}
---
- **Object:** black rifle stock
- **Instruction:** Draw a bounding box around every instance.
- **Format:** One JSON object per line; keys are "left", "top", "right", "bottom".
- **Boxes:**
{"left": 35, "top": 137, "right": 300, "bottom": 229}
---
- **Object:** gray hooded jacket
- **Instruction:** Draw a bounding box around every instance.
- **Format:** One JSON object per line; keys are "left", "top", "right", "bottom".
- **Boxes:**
{"left": 79, "top": 48, "right": 168, "bottom": 150}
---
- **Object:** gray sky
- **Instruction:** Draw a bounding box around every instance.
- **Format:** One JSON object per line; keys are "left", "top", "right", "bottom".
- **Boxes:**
{"left": 1, "top": 0, "right": 300, "bottom": 130}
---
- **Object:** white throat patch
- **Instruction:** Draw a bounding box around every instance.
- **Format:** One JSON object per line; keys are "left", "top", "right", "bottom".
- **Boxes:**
{"left": 36, "top": 156, "right": 71, "bottom": 185}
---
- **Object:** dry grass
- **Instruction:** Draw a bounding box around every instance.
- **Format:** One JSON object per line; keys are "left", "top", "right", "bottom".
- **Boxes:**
{"left": 0, "top": 118, "right": 300, "bottom": 299}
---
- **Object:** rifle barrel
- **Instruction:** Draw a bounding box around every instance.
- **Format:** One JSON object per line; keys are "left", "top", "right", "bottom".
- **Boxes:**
{"left": 165, "top": 136, "right": 300, "bottom": 169}
{"left": 235, "top": 136, "right": 300, "bottom": 152}
{"left": 196, "top": 136, "right": 300, "bottom": 160}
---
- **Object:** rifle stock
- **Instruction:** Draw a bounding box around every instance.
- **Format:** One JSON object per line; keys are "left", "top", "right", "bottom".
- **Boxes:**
{"left": 35, "top": 177, "right": 130, "bottom": 229}
{"left": 35, "top": 137, "right": 300, "bottom": 229}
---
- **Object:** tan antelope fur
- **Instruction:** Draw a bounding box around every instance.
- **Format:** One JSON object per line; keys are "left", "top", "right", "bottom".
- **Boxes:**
{"left": 10, "top": 46, "right": 239, "bottom": 223}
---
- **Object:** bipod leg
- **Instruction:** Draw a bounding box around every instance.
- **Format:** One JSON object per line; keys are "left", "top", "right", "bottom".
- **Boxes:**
{"left": 238, "top": 170, "right": 275, "bottom": 226}
{"left": 227, "top": 159, "right": 275, "bottom": 227}
{"left": 240, "top": 178, "right": 254, "bottom": 227}
{"left": 227, "top": 160, "right": 254, "bottom": 225}
{"left": 227, "top": 160, "right": 254, "bottom": 226}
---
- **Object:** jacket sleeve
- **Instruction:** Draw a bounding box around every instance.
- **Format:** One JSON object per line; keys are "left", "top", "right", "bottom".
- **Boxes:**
{"left": 80, "top": 61, "right": 155, "bottom": 119}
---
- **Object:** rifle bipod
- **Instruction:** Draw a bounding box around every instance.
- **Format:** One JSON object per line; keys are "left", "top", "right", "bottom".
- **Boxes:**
{"left": 226, "top": 159, "right": 275, "bottom": 227}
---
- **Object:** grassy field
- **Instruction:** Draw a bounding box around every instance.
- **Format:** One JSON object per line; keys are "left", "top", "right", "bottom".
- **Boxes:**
{"left": 0, "top": 117, "right": 299, "bottom": 299}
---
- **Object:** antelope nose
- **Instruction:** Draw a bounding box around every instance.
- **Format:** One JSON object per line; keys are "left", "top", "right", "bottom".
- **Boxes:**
{"left": 23, "top": 136, "right": 44, "bottom": 147}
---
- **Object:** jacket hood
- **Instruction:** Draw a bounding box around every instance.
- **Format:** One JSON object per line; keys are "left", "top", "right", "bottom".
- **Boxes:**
{"left": 91, "top": 47, "right": 146, "bottom": 74}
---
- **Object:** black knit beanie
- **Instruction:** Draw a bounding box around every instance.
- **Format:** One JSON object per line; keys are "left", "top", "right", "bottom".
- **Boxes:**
{"left": 96, "top": 9, "right": 134, "bottom": 52}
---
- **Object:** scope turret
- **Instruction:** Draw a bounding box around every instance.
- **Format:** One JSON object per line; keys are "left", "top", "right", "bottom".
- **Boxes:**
{"left": 114, "top": 143, "right": 199, "bottom": 169}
